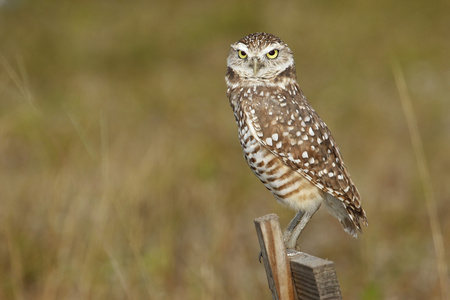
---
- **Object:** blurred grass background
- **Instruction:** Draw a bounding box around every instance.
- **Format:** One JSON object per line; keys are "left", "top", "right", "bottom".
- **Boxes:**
{"left": 1, "top": 0, "right": 449, "bottom": 299}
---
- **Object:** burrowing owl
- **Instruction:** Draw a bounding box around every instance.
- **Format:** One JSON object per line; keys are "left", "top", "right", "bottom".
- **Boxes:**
{"left": 225, "top": 32, "right": 367, "bottom": 249}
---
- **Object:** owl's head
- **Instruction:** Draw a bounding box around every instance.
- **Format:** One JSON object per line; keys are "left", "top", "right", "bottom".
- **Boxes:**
{"left": 226, "top": 32, "right": 296, "bottom": 84}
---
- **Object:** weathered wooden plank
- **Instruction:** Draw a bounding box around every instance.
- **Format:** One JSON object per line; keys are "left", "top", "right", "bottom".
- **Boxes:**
{"left": 254, "top": 214, "right": 295, "bottom": 300}
{"left": 287, "top": 250, "right": 342, "bottom": 300}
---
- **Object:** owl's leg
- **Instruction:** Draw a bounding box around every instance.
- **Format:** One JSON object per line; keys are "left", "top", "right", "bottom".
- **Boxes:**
{"left": 283, "top": 206, "right": 320, "bottom": 249}
{"left": 283, "top": 211, "right": 303, "bottom": 247}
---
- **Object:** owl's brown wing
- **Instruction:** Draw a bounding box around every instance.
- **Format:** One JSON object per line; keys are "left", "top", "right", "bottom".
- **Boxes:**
{"left": 244, "top": 84, "right": 367, "bottom": 225}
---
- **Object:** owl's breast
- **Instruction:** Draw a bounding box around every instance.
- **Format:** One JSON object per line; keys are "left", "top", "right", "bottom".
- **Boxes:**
{"left": 239, "top": 115, "right": 324, "bottom": 212}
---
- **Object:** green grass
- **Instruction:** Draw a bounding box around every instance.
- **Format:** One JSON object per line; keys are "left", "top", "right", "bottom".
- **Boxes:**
{"left": 1, "top": 0, "right": 449, "bottom": 299}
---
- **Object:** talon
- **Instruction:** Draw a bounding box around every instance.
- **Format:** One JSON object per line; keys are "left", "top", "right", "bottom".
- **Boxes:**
{"left": 258, "top": 252, "right": 263, "bottom": 263}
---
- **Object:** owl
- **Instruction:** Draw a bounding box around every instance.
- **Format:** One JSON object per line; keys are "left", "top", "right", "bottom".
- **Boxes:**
{"left": 225, "top": 32, "right": 367, "bottom": 249}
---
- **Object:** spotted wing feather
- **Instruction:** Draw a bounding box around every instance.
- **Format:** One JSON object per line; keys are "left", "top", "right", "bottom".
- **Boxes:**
{"left": 243, "top": 83, "right": 367, "bottom": 227}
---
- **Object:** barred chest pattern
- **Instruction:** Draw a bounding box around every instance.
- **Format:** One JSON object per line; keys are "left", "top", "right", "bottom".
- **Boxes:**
{"left": 227, "top": 83, "right": 325, "bottom": 211}
{"left": 226, "top": 74, "right": 367, "bottom": 235}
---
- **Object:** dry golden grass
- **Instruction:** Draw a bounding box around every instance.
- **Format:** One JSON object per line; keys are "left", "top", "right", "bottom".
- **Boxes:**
{"left": 393, "top": 63, "right": 448, "bottom": 299}
{"left": 1, "top": 1, "right": 449, "bottom": 299}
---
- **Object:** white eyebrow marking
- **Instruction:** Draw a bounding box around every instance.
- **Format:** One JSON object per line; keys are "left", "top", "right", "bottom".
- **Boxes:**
{"left": 260, "top": 44, "right": 282, "bottom": 54}
{"left": 232, "top": 43, "right": 249, "bottom": 52}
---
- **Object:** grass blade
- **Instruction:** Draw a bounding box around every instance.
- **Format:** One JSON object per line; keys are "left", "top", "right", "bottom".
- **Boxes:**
{"left": 393, "top": 62, "right": 449, "bottom": 300}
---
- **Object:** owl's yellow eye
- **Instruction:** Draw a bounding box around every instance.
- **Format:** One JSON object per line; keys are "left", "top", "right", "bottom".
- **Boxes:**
{"left": 238, "top": 50, "right": 247, "bottom": 59}
{"left": 266, "top": 49, "right": 279, "bottom": 59}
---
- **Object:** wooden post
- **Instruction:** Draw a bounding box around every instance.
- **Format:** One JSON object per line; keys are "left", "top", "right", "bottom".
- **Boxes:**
{"left": 288, "top": 250, "right": 342, "bottom": 300}
{"left": 255, "top": 214, "right": 342, "bottom": 300}
{"left": 254, "top": 214, "right": 295, "bottom": 300}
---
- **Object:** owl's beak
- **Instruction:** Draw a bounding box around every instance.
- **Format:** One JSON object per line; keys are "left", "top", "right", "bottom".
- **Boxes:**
{"left": 252, "top": 57, "right": 260, "bottom": 76}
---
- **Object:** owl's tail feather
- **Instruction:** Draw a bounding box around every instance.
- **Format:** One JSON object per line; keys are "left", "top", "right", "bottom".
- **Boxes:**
{"left": 323, "top": 194, "right": 368, "bottom": 238}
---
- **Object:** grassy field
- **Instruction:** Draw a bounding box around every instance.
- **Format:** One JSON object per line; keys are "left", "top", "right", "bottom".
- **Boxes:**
{"left": 1, "top": 0, "right": 449, "bottom": 299}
